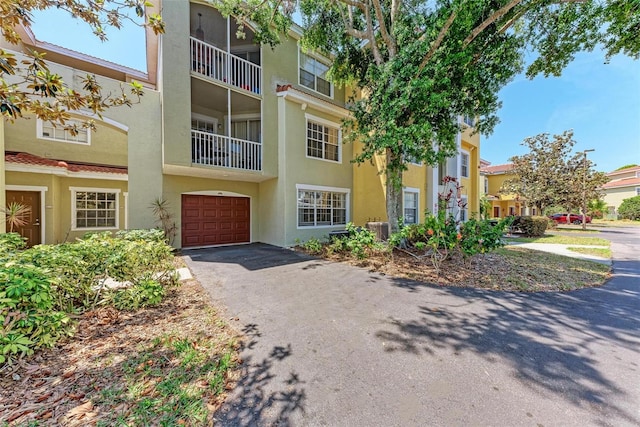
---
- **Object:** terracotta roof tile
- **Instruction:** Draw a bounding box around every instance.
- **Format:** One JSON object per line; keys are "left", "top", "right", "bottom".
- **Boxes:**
{"left": 602, "top": 176, "right": 640, "bottom": 189}
{"left": 480, "top": 163, "right": 515, "bottom": 174}
{"left": 606, "top": 165, "right": 640, "bottom": 176}
{"left": 5, "top": 152, "right": 127, "bottom": 175}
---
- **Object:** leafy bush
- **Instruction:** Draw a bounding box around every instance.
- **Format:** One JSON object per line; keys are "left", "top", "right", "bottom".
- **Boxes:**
{"left": 511, "top": 216, "right": 548, "bottom": 237}
{"left": 116, "top": 228, "right": 167, "bottom": 242}
{"left": 300, "top": 237, "right": 323, "bottom": 255}
{"left": 329, "top": 223, "right": 384, "bottom": 259}
{"left": 618, "top": 195, "right": 640, "bottom": 220}
{"left": 106, "top": 278, "right": 166, "bottom": 311}
{"left": 0, "top": 261, "right": 72, "bottom": 364}
{"left": 0, "top": 230, "right": 177, "bottom": 367}
{"left": 0, "top": 233, "right": 26, "bottom": 254}
{"left": 390, "top": 214, "right": 512, "bottom": 271}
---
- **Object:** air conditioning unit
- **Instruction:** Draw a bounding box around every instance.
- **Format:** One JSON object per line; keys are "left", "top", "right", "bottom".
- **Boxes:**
{"left": 365, "top": 222, "right": 389, "bottom": 241}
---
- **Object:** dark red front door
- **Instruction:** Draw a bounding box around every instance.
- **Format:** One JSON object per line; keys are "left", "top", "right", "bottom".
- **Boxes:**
{"left": 181, "top": 195, "right": 250, "bottom": 247}
{"left": 5, "top": 191, "right": 41, "bottom": 247}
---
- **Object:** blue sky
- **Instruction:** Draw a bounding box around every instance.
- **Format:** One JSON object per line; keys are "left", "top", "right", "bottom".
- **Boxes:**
{"left": 29, "top": 9, "right": 640, "bottom": 173}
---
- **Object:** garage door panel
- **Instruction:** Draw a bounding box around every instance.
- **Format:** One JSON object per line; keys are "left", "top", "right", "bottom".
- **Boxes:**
{"left": 182, "top": 195, "right": 250, "bottom": 247}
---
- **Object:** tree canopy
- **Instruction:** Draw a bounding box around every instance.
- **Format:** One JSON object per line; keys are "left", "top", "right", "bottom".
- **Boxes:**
{"left": 504, "top": 130, "right": 608, "bottom": 213}
{"left": 0, "top": 1, "right": 164, "bottom": 131}
{"left": 219, "top": 0, "right": 639, "bottom": 230}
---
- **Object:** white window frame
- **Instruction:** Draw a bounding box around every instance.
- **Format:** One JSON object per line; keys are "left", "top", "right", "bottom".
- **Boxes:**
{"left": 403, "top": 187, "right": 420, "bottom": 225}
{"left": 636, "top": 187, "right": 640, "bottom": 196}
{"left": 483, "top": 177, "right": 489, "bottom": 194}
{"left": 461, "top": 150, "right": 470, "bottom": 178}
{"left": 70, "top": 187, "right": 120, "bottom": 231}
{"left": 460, "top": 195, "right": 468, "bottom": 222}
{"left": 462, "top": 115, "right": 475, "bottom": 127}
{"left": 37, "top": 118, "right": 91, "bottom": 145}
{"left": 305, "top": 114, "right": 342, "bottom": 163}
{"left": 298, "top": 49, "right": 333, "bottom": 98}
{"left": 296, "top": 184, "right": 350, "bottom": 229}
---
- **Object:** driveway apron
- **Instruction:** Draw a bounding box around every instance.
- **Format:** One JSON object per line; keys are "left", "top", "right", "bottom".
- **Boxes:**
{"left": 184, "top": 227, "right": 640, "bottom": 427}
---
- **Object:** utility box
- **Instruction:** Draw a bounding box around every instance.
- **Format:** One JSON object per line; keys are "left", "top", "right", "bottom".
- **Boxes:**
{"left": 365, "top": 222, "right": 390, "bottom": 241}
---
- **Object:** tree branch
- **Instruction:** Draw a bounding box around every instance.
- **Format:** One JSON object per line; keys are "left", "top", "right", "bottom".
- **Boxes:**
{"left": 372, "top": 0, "right": 396, "bottom": 57}
{"left": 364, "top": 1, "right": 384, "bottom": 64}
{"left": 416, "top": 10, "right": 457, "bottom": 75}
{"left": 340, "top": 0, "right": 367, "bottom": 12}
{"left": 463, "top": 0, "right": 523, "bottom": 47}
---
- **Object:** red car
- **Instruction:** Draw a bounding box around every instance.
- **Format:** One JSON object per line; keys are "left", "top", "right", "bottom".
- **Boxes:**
{"left": 548, "top": 213, "right": 592, "bottom": 225}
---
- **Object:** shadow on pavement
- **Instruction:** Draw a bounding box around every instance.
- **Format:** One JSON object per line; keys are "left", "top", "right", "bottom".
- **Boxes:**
{"left": 214, "top": 323, "right": 306, "bottom": 426}
{"left": 377, "top": 275, "right": 640, "bottom": 425}
{"left": 184, "top": 243, "right": 315, "bottom": 271}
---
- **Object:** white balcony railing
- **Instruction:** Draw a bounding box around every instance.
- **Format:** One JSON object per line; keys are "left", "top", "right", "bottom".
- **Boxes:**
{"left": 192, "top": 130, "right": 262, "bottom": 171}
{"left": 190, "top": 37, "right": 261, "bottom": 95}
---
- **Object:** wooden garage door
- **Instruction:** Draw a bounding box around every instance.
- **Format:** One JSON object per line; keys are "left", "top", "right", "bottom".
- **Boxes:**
{"left": 181, "top": 195, "right": 250, "bottom": 248}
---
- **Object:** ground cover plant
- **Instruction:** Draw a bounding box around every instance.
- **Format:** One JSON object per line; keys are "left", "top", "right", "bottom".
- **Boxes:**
{"left": 0, "top": 278, "right": 240, "bottom": 426}
{"left": 0, "top": 230, "right": 177, "bottom": 367}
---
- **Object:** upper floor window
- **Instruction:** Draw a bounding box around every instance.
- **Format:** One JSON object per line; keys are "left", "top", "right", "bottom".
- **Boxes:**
{"left": 299, "top": 51, "right": 332, "bottom": 97}
{"left": 438, "top": 160, "right": 447, "bottom": 185}
{"left": 71, "top": 187, "right": 119, "bottom": 230}
{"left": 460, "top": 196, "right": 468, "bottom": 222}
{"left": 461, "top": 152, "right": 470, "bottom": 178}
{"left": 37, "top": 118, "right": 90, "bottom": 145}
{"left": 306, "top": 115, "right": 340, "bottom": 162}
{"left": 462, "top": 115, "right": 475, "bottom": 127}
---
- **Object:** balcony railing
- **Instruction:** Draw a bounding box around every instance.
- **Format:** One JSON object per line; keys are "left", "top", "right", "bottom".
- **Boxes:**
{"left": 190, "top": 37, "right": 261, "bottom": 95}
{"left": 192, "top": 130, "right": 262, "bottom": 171}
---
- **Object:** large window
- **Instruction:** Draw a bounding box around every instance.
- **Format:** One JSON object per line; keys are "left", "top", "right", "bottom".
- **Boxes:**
{"left": 306, "top": 117, "right": 340, "bottom": 162}
{"left": 37, "top": 118, "right": 90, "bottom": 145}
{"left": 71, "top": 188, "right": 119, "bottom": 230}
{"left": 297, "top": 186, "right": 348, "bottom": 227}
{"left": 403, "top": 190, "right": 419, "bottom": 224}
{"left": 299, "top": 51, "right": 332, "bottom": 97}
{"left": 461, "top": 151, "right": 470, "bottom": 178}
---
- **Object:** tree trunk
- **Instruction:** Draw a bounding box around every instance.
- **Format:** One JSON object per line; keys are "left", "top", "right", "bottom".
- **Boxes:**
{"left": 385, "top": 149, "right": 403, "bottom": 233}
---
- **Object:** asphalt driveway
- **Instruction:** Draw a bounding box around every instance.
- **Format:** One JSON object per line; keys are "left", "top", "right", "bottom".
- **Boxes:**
{"left": 184, "top": 227, "right": 640, "bottom": 426}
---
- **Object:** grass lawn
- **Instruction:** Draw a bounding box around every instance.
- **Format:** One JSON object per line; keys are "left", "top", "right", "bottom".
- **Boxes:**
{"left": 550, "top": 226, "right": 600, "bottom": 233}
{"left": 509, "top": 234, "right": 610, "bottom": 246}
{"left": 592, "top": 219, "right": 640, "bottom": 227}
{"left": 567, "top": 246, "right": 612, "bottom": 259}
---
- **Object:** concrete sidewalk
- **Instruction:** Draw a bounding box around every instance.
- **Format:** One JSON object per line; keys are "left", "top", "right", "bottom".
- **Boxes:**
{"left": 506, "top": 241, "right": 611, "bottom": 265}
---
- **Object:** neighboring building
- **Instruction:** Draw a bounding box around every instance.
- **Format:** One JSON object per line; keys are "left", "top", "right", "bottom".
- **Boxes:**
{"left": 480, "top": 163, "right": 535, "bottom": 218}
{"left": 0, "top": 22, "right": 161, "bottom": 247}
{"left": 602, "top": 165, "right": 640, "bottom": 217}
{"left": 2, "top": 1, "right": 481, "bottom": 248}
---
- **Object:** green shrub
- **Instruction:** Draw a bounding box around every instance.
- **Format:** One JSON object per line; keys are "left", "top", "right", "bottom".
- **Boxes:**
{"left": 0, "top": 261, "right": 73, "bottom": 364}
{"left": 512, "top": 216, "right": 548, "bottom": 237}
{"left": 0, "top": 233, "right": 26, "bottom": 254}
{"left": 329, "top": 223, "right": 383, "bottom": 260}
{"left": 618, "top": 195, "right": 640, "bottom": 220}
{"left": 300, "top": 237, "right": 323, "bottom": 255}
{"left": 116, "top": 228, "right": 167, "bottom": 242}
{"left": 0, "top": 230, "right": 177, "bottom": 367}
{"left": 106, "top": 278, "right": 166, "bottom": 311}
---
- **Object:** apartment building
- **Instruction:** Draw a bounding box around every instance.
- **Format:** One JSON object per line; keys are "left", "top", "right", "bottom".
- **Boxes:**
{"left": 2, "top": 0, "right": 481, "bottom": 248}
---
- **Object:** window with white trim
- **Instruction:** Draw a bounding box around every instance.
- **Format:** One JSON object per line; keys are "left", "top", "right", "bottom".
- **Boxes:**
{"left": 438, "top": 160, "right": 447, "bottom": 184}
{"left": 461, "top": 152, "right": 470, "bottom": 178}
{"left": 37, "top": 118, "right": 90, "bottom": 144}
{"left": 460, "top": 196, "right": 468, "bottom": 222}
{"left": 403, "top": 190, "right": 419, "bottom": 224}
{"left": 462, "top": 115, "right": 475, "bottom": 127}
{"left": 636, "top": 187, "right": 640, "bottom": 196}
{"left": 306, "top": 118, "right": 340, "bottom": 162}
{"left": 72, "top": 188, "right": 119, "bottom": 230}
{"left": 297, "top": 187, "right": 348, "bottom": 227}
{"left": 299, "top": 51, "right": 332, "bottom": 97}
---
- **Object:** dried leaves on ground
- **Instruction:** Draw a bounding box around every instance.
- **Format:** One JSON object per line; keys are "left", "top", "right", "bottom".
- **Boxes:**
{"left": 317, "top": 246, "right": 611, "bottom": 292}
{"left": 0, "top": 270, "right": 240, "bottom": 426}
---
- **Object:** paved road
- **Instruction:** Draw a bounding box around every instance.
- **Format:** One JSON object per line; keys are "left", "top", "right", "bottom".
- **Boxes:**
{"left": 184, "top": 227, "right": 640, "bottom": 426}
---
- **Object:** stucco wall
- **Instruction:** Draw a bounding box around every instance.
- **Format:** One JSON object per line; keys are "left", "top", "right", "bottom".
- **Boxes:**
{"left": 604, "top": 187, "right": 638, "bottom": 211}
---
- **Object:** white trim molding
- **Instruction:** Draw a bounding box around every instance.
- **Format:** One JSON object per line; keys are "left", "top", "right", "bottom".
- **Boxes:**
{"left": 403, "top": 187, "right": 420, "bottom": 225}
{"left": 277, "top": 87, "right": 350, "bottom": 120}
{"left": 304, "top": 113, "right": 342, "bottom": 164}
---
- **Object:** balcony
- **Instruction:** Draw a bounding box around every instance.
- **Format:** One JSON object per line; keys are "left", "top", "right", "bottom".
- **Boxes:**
{"left": 190, "top": 37, "right": 261, "bottom": 95}
{"left": 192, "top": 130, "right": 262, "bottom": 171}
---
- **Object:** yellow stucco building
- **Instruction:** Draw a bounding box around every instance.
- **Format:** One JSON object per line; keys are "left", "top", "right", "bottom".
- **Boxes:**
{"left": 2, "top": 1, "right": 483, "bottom": 248}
